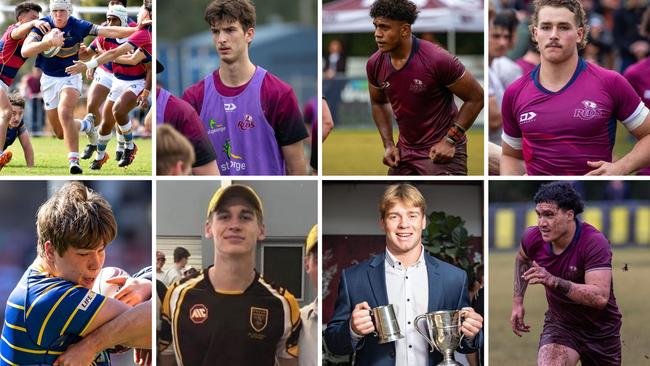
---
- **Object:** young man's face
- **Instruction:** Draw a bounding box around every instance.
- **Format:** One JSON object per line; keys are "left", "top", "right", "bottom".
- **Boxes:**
{"left": 372, "top": 17, "right": 408, "bottom": 53}
{"left": 106, "top": 15, "right": 121, "bottom": 27}
{"left": 51, "top": 9, "right": 70, "bottom": 28}
{"left": 535, "top": 202, "right": 574, "bottom": 244}
{"left": 205, "top": 196, "right": 265, "bottom": 257}
{"left": 9, "top": 105, "right": 24, "bottom": 128}
{"left": 210, "top": 20, "right": 254, "bottom": 65}
{"left": 489, "top": 25, "right": 512, "bottom": 58}
{"left": 109, "top": 0, "right": 126, "bottom": 6}
{"left": 18, "top": 9, "right": 39, "bottom": 24}
{"left": 47, "top": 243, "right": 106, "bottom": 289}
{"left": 304, "top": 251, "right": 317, "bottom": 288}
{"left": 533, "top": 6, "right": 584, "bottom": 64}
{"left": 380, "top": 201, "right": 425, "bottom": 255}
{"left": 156, "top": 254, "right": 165, "bottom": 271}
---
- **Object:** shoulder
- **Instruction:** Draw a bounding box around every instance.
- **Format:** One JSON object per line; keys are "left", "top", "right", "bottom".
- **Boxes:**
{"left": 520, "top": 226, "right": 542, "bottom": 248}
{"left": 584, "top": 61, "right": 622, "bottom": 85}
{"left": 262, "top": 71, "right": 296, "bottom": 99}
{"left": 503, "top": 74, "right": 531, "bottom": 101}
{"left": 424, "top": 252, "right": 466, "bottom": 278}
{"left": 580, "top": 222, "right": 611, "bottom": 247}
{"left": 342, "top": 255, "right": 380, "bottom": 276}
{"left": 366, "top": 50, "right": 383, "bottom": 67}
{"left": 257, "top": 276, "right": 300, "bottom": 314}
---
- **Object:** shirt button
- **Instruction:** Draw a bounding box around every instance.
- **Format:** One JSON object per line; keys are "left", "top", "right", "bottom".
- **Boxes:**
{"left": 408, "top": 321, "right": 411, "bottom": 325}
{"left": 407, "top": 298, "right": 410, "bottom": 302}
{"left": 409, "top": 345, "right": 413, "bottom": 348}
{"left": 406, "top": 276, "right": 409, "bottom": 279}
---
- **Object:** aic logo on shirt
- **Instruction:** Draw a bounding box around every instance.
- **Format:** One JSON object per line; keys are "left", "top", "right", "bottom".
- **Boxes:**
{"left": 190, "top": 304, "right": 208, "bottom": 324}
{"left": 208, "top": 119, "right": 226, "bottom": 134}
{"left": 224, "top": 103, "right": 237, "bottom": 112}
{"left": 519, "top": 111, "right": 536, "bottom": 124}
{"left": 574, "top": 100, "right": 606, "bottom": 120}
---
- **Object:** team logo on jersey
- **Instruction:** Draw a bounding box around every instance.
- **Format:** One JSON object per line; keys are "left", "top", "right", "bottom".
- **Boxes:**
{"left": 224, "top": 103, "right": 237, "bottom": 112}
{"left": 573, "top": 100, "right": 606, "bottom": 120}
{"left": 237, "top": 114, "right": 255, "bottom": 130}
{"left": 221, "top": 139, "right": 247, "bottom": 172}
{"left": 409, "top": 78, "right": 425, "bottom": 93}
{"left": 519, "top": 111, "right": 537, "bottom": 124}
{"left": 207, "top": 119, "right": 226, "bottom": 134}
{"left": 380, "top": 81, "right": 390, "bottom": 90}
{"left": 250, "top": 307, "right": 268, "bottom": 332}
{"left": 189, "top": 304, "right": 208, "bottom": 324}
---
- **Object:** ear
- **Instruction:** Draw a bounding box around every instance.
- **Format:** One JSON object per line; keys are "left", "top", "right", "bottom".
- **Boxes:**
{"left": 257, "top": 223, "right": 266, "bottom": 242}
{"left": 204, "top": 219, "right": 213, "bottom": 239}
{"left": 245, "top": 27, "right": 255, "bottom": 44}
{"left": 576, "top": 26, "right": 585, "bottom": 46}
{"left": 172, "top": 161, "right": 184, "bottom": 176}
{"left": 532, "top": 26, "right": 539, "bottom": 44}
{"left": 401, "top": 23, "right": 411, "bottom": 38}
{"left": 43, "top": 241, "right": 56, "bottom": 261}
{"left": 421, "top": 212, "right": 427, "bottom": 228}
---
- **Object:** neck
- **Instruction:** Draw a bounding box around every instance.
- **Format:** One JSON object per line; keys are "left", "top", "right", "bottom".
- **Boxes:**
{"left": 218, "top": 59, "right": 256, "bottom": 87}
{"left": 209, "top": 253, "right": 256, "bottom": 292}
{"left": 538, "top": 53, "right": 579, "bottom": 92}
{"left": 389, "top": 35, "right": 413, "bottom": 69}
{"left": 33, "top": 256, "right": 55, "bottom": 275}
{"left": 174, "top": 263, "right": 184, "bottom": 270}
{"left": 523, "top": 51, "right": 540, "bottom": 64}
{"left": 551, "top": 220, "right": 577, "bottom": 253}
{"left": 387, "top": 243, "right": 422, "bottom": 267}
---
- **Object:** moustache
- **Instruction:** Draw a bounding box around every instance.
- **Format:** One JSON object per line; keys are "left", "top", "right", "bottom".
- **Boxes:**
{"left": 546, "top": 42, "right": 562, "bottom": 48}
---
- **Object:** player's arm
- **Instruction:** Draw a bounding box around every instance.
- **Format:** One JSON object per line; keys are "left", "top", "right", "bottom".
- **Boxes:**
{"left": 66, "top": 42, "right": 135, "bottom": 75}
{"left": 17, "top": 129, "right": 34, "bottom": 167}
{"left": 500, "top": 142, "right": 526, "bottom": 175}
{"left": 192, "top": 161, "right": 219, "bottom": 175}
{"left": 54, "top": 300, "right": 152, "bottom": 366}
{"left": 587, "top": 113, "right": 650, "bottom": 175}
{"left": 114, "top": 49, "right": 147, "bottom": 65}
{"left": 282, "top": 140, "right": 307, "bottom": 175}
{"left": 21, "top": 28, "right": 64, "bottom": 58}
{"left": 10, "top": 19, "right": 50, "bottom": 40}
{"left": 447, "top": 71, "right": 484, "bottom": 132}
{"left": 368, "top": 84, "right": 399, "bottom": 167}
{"left": 488, "top": 95, "right": 502, "bottom": 132}
{"left": 511, "top": 246, "right": 531, "bottom": 337}
{"left": 96, "top": 25, "right": 138, "bottom": 40}
{"left": 322, "top": 99, "right": 334, "bottom": 141}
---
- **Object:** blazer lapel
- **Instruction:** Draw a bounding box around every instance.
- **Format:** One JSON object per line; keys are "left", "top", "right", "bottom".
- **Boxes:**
{"left": 425, "top": 252, "right": 443, "bottom": 312}
{"left": 367, "top": 253, "right": 388, "bottom": 307}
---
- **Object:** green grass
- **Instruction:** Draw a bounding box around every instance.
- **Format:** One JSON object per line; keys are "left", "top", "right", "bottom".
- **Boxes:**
{"left": 489, "top": 248, "right": 650, "bottom": 365}
{"left": 323, "top": 129, "right": 484, "bottom": 175}
{"left": 1, "top": 136, "right": 151, "bottom": 176}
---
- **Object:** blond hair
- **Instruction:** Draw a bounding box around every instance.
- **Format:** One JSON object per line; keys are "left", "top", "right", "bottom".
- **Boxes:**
{"left": 37, "top": 182, "right": 117, "bottom": 256}
{"left": 378, "top": 183, "right": 426, "bottom": 218}
{"left": 156, "top": 124, "right": 195, "bottom": 175}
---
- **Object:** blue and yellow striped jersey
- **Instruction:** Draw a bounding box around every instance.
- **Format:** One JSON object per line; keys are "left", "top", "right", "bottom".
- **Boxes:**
{"left": 1, "top": 264, "right": 110, "bottom": 366}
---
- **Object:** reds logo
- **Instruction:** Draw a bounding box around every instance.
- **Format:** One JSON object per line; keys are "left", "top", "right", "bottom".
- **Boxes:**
{"left": 409, "top": 78, "right": 426, "bottom": 93}
{"left": 237, "top": 114, "right": 255, "bottom": 130}
{"left": 190, "top": 304, "right": 208, "bottom": 324}
{"left": 573, "top": 100, "right": 606, "bottom": 120}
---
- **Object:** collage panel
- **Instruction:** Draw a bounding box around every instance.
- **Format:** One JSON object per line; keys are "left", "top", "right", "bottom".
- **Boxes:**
{"left": 156, "top": 0, "right": 318, "bottom": 176}
{"left": 0, "top": 0, "right": 152, "bottom": 176}
{"left": 322, "top": 0, "right": 485, "bottom": 176}
{"left": 322, "top": 181, "right": 484, "bottom": 365}
{"left": 488, "top": 0, "right": 650, "bottom": 176}
{"left": 0, "top": 180, "right": 152, "bottom": 365}
{"left": 489, "top": 180, "right": 650, "bottom": 365}
{"left": 156, "top": 180, "right": 318, "bottom": 365}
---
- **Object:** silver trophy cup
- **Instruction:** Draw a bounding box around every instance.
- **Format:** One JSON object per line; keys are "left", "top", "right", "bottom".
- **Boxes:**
{"left": 414, "top": 310, "right": 467, "bottom": 366}
{"left": 370, "top": 304, "right": 404, "bottom": 344}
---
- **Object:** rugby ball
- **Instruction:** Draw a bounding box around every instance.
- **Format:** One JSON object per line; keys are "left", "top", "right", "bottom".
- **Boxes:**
{"left": 41, "top": 28, "right": 63, "bottom": 58}
{"left": 92, "top": 266, "right": 130, "bottom": 297}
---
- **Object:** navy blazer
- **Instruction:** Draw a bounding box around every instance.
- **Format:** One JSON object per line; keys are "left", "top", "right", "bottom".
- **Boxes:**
{"left": 324, "top": 251, "right": 479, "bottom": 366}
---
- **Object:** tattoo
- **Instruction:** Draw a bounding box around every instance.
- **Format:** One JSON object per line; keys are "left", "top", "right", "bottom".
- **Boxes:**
{"left": 554, "top": 277, "right": 572, "bottom": 295}
{"left": 514, "top": 255, "right": 531, "bottom": 297}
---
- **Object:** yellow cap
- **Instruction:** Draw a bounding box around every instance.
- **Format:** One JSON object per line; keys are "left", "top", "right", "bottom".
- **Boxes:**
{"left": 305, "top": 224, "right": 318, "bottom": 253}
{"left": 206, "top": 184, "right": 263, "bottom": 219}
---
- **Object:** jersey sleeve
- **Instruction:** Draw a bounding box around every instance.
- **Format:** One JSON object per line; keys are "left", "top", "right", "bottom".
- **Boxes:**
{"left": 583, "top": 231, "right": 613, "bottom": 272}
{"left": 275, "top": 288, "right": 302, "bottom": 359}
{"left": 262, "top": 75, "right": 309, "bottom": 146}
{"left": 128, "top": 28, "right": 152, "bottom": 57}
{"left": 611, "top": 72, "right": 648, "bottom": 131}
{"left": 501, "top": 84, "right": 523, "bottom": 150}
{"left": 430, "top": 45, "right": 465, "bottom": 86}
{"left": 182, "top": 80, "right": 206, "bottom": 115}
{"left": 365, "top": 52, "right": 380, "bottom": 88}
{"left": 17, "top": 121, "right": 27, "bottom": 135}
{"left": 519, "top": 226, "right": 539, "bottom": 259}
{"left": 166, "top": 96, "right": 217, "bottom": 167}
{"left": 77, "top": 18, "right": 97, "bottom": 38}
{"left": 25, "top": 279, "right": 107, "bottom": 347}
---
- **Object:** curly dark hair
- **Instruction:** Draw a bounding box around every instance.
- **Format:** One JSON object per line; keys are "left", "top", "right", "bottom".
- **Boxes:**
{"left": 529, "top": 0, "right": 589, "bottom": 50}
{"left": 534, "top": 182, "right": 584, "bottom": 215}
{"left": 369, "top": 0, "right": 419, "bottom": 25}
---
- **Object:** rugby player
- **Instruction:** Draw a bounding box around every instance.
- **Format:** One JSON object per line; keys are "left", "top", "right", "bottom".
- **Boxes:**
{"left": 160, "top": 184, "right": 302, "bottom": 365}
{"left": 500, "top": 0, "right": 650, "bottom": 175}
{"left": 366, "top": 0, "right": 484, "bottom": 175}
{"left": 1, "top": 92, "right": 34, "bottom": 169}
{"left": 181, "top": 0, "right": 308, "bottom": 175}
{"left": 0, "top": 1, "right": 48, "bottom": 170}
{"left": 512, "top": 181, "right": 622, "bottom": 365}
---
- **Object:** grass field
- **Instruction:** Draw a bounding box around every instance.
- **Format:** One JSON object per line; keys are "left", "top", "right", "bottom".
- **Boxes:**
{"left": 323, "top": 129, "right": 484, "bottom": 175}
{"left": 1, "top": 136, "right": 151, "bottom": 176}
{"left": 489, "top": 248, "right": 650, "bottom": 365}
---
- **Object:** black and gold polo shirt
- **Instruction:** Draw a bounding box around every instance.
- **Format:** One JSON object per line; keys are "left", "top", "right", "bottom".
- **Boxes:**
{"left": 161, "top": 267, "right": 301, "bottom": 366}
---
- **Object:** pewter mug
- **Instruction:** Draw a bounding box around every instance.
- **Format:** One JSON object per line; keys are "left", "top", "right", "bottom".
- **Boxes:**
{"left": 370, "top": 304, "right": 404, "bottom": 344}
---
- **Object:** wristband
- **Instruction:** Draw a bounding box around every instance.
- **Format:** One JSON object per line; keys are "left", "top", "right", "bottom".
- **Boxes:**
{"left": 84, "top": 58, "right": 99, "bottom": 70}
{"left": 446, "top": 124, "right": 466, "bottom": 145}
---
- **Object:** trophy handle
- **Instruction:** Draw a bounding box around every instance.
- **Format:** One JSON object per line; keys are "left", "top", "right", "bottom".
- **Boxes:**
{"left": 457, "top": 309, "right": 469, "bottom": 349}
{"left": 414, "top": 314, "right": 440, "bottom": 353}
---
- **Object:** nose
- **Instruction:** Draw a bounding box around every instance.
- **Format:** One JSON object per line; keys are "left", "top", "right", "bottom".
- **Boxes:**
{"left": 549, "top": 27, "right": 560, "bottom": 40}
{"left": 88, "top": 252, "right": 102, "bottom": 270}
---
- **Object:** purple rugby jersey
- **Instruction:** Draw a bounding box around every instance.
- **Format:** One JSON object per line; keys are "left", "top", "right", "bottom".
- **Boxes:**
{"left": 623, "top": 57, "right": 650, "bottom": 175}
{"left": 502, "top": 59, "right": 649, "bottom": 175}
{"left": 366, "top": 36, "right": 465, "bottom": 150}
{"left": 521, "top": 221, "right": 622, "bottom": 337}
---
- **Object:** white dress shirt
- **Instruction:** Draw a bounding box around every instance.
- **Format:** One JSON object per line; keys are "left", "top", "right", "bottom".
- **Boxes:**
{"left": 298, "top": 298, "right": 318, "bottom": 366}
{"left": 385, "top": 246, "right": 430, "bottom": 366}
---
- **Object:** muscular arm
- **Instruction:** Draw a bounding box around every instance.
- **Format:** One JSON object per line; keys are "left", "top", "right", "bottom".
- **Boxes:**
{"left": 18, "top": 130, "right": 34, "bottom": 167}
{"left": 96, "top": 25, "right": 138, "bottom": 39}
{"left": 447, "top": 71, "right": 484, "bottom": 131}
{"left": 282, "top": 139, "right": 307, "bottom": 175}
{"left": 500, "top": 142, "right": 526, "bottom": 175}
{"left": 553, "top": 270, "right": 612, "bottom": 309}
{"left": 368, "top": 85, "right": 394, "bottom": 149}
{"left": 114, "top": 49, "right": 146, "bottom": 65}
{"left": 21, "top": 32, "right": 60, "bottom": 58}
{"left": 588, "top": 115, "right": 650, "bottom": 175}
{"left": 10, "top": 20, "right": 48, "bottom": 41}
{"left": 488, "top": 95, "right": 502, "bottom": 132}
{"left": 513, "top": 247, "right": 531, "bottom": 300}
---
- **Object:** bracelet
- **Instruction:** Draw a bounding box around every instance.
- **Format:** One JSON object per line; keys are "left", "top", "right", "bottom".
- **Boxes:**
{"left": 84, "top": 58, "right": 99, "bottom": 69}
{"left": 446, "top": 124, "right": 466, "bottom": 145}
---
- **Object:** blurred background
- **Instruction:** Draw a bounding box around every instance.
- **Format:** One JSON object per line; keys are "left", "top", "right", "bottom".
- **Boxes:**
{"left": 0, "top": 180, "right": 152, "bottom": 366}
{"left": 322, "top": 181, "right": 484, "bottom": 365}
{"left": 156, "top": 0, "right": 317, "bottom": 107}
{"left": 322, "top": 0, "right": 485, "bottom": 175}
{"left": 489, "top": 180, "right": 650, "bottom": 365}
